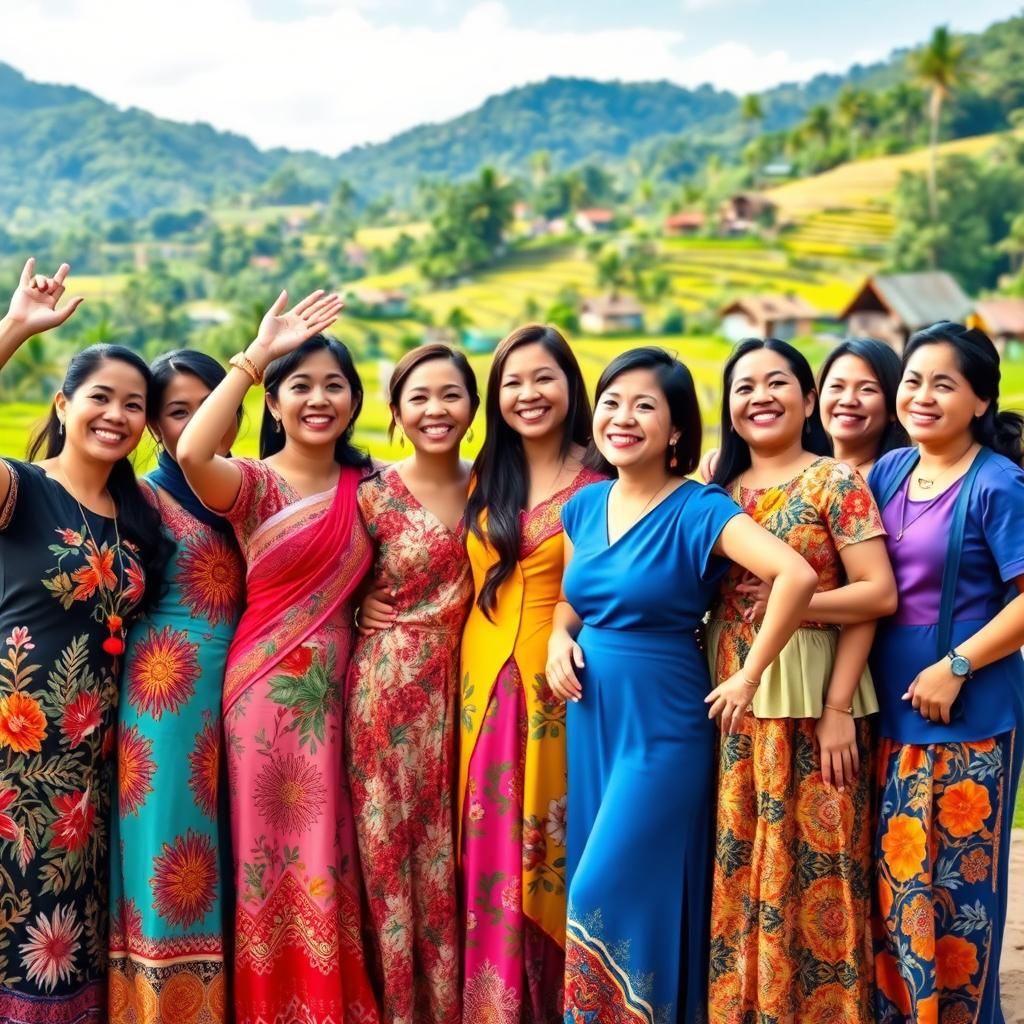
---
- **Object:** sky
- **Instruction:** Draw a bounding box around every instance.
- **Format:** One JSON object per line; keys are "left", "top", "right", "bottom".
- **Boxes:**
{"left": 1, "top": 0, "right": 1019, "bottom": 156}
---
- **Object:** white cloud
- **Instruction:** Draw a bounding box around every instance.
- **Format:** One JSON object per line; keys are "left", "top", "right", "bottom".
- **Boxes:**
{"left": 0, "top": 0, "right": 838, "bottom": 155}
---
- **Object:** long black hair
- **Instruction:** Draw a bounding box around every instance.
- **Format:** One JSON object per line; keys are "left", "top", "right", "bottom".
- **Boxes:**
{"left": 466, "top": 324, "right": 592, "bottom": 617}
{"left": 818, "top": 337, "right": 910, "bottom": 458}
{"left": 150, "top": 349, "right": 242, "bottom": 430}
{"left": 27, "top": 344, "right": 169, "bottom": 611}
{"left": 594, "top": 347, "right": 702, "bottom": 476}
{"left": 904, "top": 321, "right": 1024, "bottom": 466}
{"left": 259, "top": 334, "right": 371, "bottom": 469}
{"left": 712, "top": 337, "right": 832, "bottom": 487}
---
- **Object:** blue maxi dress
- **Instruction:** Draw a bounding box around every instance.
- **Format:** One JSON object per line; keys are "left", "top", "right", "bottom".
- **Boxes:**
{"left": 561, "top": 479, "right": 741, "bottom": 1024}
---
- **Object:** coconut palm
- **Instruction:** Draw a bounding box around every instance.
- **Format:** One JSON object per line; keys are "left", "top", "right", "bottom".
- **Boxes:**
{"left": 911, "top": 25, "right": 969, "bottom": 221}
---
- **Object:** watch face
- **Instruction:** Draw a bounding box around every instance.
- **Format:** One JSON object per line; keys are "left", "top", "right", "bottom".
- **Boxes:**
{"left": 950, "top": 655, "right": 971, "bottom": 677}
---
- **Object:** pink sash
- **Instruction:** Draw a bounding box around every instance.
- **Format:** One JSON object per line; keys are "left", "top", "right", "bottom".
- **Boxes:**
{"left": 223, "top": 465, "right": 370, "bottom": 713}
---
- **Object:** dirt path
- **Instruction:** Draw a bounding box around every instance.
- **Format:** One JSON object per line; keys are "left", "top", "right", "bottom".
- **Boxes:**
{"left": 1004, "top": 830, "right": 1024, "bottom": 1021}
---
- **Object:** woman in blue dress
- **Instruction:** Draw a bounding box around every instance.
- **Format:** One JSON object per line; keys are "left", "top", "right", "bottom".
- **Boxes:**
{"left": 546, "top": 348, "right": 818, "bottom": 1023}
{"left": 108, "top": 350, "right": 245, "bottom": 1021}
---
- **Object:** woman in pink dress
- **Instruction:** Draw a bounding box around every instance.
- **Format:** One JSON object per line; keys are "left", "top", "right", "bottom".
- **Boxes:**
{"left": 178, "top": 289, "right": 379, "bottom": 1024}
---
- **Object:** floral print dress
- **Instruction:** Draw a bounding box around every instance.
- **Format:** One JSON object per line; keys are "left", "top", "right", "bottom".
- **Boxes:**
{"left": 346, "top": 466, "right": 472, "bottom": 1024}
{"left": 0, "top": 459, "right": 145, "bottom": 1024}
{"left": 707, "top": 456, "right": 884, "bottom": 1024}
{"left": 107, "top": 484, "right": 244, "bottom": 1023}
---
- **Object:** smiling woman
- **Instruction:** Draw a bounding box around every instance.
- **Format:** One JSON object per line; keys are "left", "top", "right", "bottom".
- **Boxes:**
{"left": 0, "top": 261, "right": 169, "bottom": 1023}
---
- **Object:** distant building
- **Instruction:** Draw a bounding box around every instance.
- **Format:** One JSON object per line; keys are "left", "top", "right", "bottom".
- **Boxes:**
{"left": 250, "top": 255, "right": 277, "bottom": 271}
{"left": 719, "top": 193, "right": 778, "bottom": 234}
{"left": 719, "top": 294, "right": 818, "bottom": 342}
{"left": 580, "top": 295, "right": 646, "bottom": 335}
{"left": 343, "top": 242, "right": 370, "bottom": 269}
{"left": 838, "top": 272, "right": 973, "bottom": 352}
{"left": 574, "top": 208, "right": 616, "bottom": 234}
{"left": 969, "top": 298, "right": 1024, "bottom": 357}
{"left": 186, "top": 304, "right": 232, "bottom": 329}
{"left": 351, "top": 287, "right": 410, "bottom": 318}
{"left": 463, "top": 329, "right": 504, "bottom": 354}
{"left": 663, "top": 211, "right": 705, "bottom": 237}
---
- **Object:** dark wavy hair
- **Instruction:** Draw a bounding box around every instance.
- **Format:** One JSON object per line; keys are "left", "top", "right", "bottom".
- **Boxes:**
{"left": 903, "top": 321, "right": 1024, "bottom": 466}
{"left": 818, "top": 337, "right": 910, "bottom": 458}
{"left": 466, "top": 324, "right": 592, "bottom": 617}
{"left": 712, "top": 337, "right": 832, "bottom": 487}
{"left": 594, "top": 347, "right": 702, "bottom": 476}
{"left": 27, "top": 344, "right": 169, "bottom": 612}
{"left": 387, "top": 343, "right": 480, "bottom": 441}
{"left": 259, "top": 334, "right": 371, "bottom": 469}
{"left": 150, "top": 349, "right": 242, "bottom": 431}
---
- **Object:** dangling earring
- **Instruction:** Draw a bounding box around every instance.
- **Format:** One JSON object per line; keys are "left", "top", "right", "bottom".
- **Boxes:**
{"left": 467, "top": 428, "right": 475, "bottom": 443}
{"left": 398, "top": 430, "right": 405, "bottom": 449}
{"left": 669, "top": 439, "right": 679, "bottom": 469}
{"left": 57, "top": 418, "right": 65, "bottom": 436}
{"left": 273, "top": 417, "right": 282, "bottom": 434}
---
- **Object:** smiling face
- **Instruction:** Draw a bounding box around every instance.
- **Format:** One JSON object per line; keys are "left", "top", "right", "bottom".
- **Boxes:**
{"left": 266, "top": 348, "right": 356, "bottom": 447}
{"left": 153, "top": 372, "right": 237, "bottom": 462}
{"left": 497, "top": 342, "right": 570, "bottom": 442}
{"left": 728, "top": 347, "right": 815, "bottom": 454}
{"left": 594, "top": 367, "right": 679, "bottom": 472}
{"left": 897, "top": 341, "right": 989, "bottom": 449}
{"left": 55, "top": 357, "right": 148, "bottom": 465}
{"left": 393, "top": 356, "right": 474, "bottom": 455}
{"left": 820, "top": 353, "right": 890, "bottom": 455}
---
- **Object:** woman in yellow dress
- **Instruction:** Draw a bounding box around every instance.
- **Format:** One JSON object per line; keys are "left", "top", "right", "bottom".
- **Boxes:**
{"left": 458, "top": 324, "right": 604, "bottom": 1023}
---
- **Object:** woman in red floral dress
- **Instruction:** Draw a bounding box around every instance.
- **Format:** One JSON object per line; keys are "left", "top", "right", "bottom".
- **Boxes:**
{"left": 347, "top": 344, "right": 479, "bottom": 1024}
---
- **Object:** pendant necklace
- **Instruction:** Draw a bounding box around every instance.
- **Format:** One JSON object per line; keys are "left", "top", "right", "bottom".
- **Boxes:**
{"left": 72, "top": 494, "right": 130, "bottom": 657}
{"left": 895, "top": 447, "right": 972, "bottom": 542}
{"left": 614, "top": 478, "right": 671, "bottom": 535}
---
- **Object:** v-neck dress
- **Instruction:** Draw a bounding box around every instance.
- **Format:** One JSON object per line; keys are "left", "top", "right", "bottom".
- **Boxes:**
{"left": 346, "top": 465, "right": 472, "bottom": 1024}
{"left": 560, "top": 478, "right": 740, "bottom": 1024}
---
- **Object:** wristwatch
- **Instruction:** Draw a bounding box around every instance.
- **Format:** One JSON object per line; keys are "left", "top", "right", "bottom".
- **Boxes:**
{"left": 947, "top": 648, "right": 973, "bottom": 680}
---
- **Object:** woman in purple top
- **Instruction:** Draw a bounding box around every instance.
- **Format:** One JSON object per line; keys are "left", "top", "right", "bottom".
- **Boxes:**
{"left": 868, "top": 322, "right": 1024, "bottom": 1024}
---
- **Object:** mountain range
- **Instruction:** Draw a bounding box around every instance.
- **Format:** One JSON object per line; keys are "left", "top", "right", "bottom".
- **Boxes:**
{"left": 0, "top": 12, "right": 1021, "bottom": 225}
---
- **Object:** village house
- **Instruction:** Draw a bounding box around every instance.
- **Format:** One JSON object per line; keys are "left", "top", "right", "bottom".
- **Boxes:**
{"left": 838, "top": 272, "right": 973, "bottom": 352}
{"left": 574, "top": 208, "right": 616, "bottom": 234}
{"left": 343, "top": 242, "right": 370, "bottom": 270}
{"left": 351, "top": 287, "right": 410, "bottom": 318}
{"left": 969, "top": 298, "right": 1024, "bottom": 357}
{"left": 579, "top": 295, "right": 645, "bottom": 335}
{"left": 718, "top": 294, "right": 818, "bottom": 343}
{"left": 663, "top": 211, "right": 705, "bottom": 237}
{"left": 719, "top": 192, "right": 777, "bottom": 234}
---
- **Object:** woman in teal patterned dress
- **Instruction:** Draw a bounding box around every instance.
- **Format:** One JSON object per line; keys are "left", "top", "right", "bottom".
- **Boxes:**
{"left": 108, "top": 351, "right": 245, "bottom": 1023}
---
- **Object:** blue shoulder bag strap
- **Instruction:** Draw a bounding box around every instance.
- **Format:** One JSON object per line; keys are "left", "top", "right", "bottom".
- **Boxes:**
{"left": 875, "top": 448, "right": 920, "bottom": 511}
{"left": 936, "top": 447, "right": 992, "bottom": 658}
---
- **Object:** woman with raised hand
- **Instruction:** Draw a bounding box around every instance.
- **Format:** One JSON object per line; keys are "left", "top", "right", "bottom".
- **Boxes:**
{"left": 707, "top": 338, "right": 897, "bottom": 1023}
{"left": 346, "top": 343, "right": 479, "bottom": 1024}
{"left": 868, "top": 323, "right": 1024, "bottom": 1024}
{"left": 177, "top": 290, "right": 380, "bottom": 1024}
{"left": 0, "top": 260, "right": 167, "bottom": 1023}
{"left": 547, "top": 347, "right": 816, "bottom": 1023}
{"left": 107, "top": 350, "right": 245, "bottom": 1022}
{"left": 458, "top": 324, "right": 604, "bottom": 1023}
{"left": 818, "top": 336, "right": 909, "bottom": 476}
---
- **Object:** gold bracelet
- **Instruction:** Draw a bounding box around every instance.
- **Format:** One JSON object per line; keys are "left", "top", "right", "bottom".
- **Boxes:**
{"left": 741, "top": 672, "right": 760, "bottom": 689}
{"left": 823, "top": 703, "right": 854, "bottom": 715}
{"left": 229, "top": 352, "right": 263, "bottom": 386}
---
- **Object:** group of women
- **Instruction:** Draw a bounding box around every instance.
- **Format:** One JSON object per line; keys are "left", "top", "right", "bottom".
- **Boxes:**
{"left": 0, "top": 255, "right": 1021, "bottom": 1024}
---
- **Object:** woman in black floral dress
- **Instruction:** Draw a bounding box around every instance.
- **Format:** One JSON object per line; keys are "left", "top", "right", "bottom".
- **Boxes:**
{"left": 0, "top": 259, "right": 167, "bottom": 1023}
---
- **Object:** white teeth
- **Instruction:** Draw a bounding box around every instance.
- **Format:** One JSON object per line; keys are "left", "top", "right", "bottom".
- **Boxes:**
{"left": 304, "top": 417, "right": 332, "bottom": 425}
{"left": 518, "top": 408, "right": 547, "bottom": 421}
{"left": 93, "top": 429, "right": 124, "bottom": 442}
{"left": 422, "top": 425, "right": 452, "bottom": 435}
{"left": 750, "top": 412, "right": 780, "bottom": 423}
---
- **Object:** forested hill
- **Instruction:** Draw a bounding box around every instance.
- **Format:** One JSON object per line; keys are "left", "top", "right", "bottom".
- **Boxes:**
{"left": 1, "top": 11, "right": 1023, "bottom": 223}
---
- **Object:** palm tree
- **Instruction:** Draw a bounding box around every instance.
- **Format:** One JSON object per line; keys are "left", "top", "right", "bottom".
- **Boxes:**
{"left": 740, "top": 94, "right": 765, "bottom": 141}
{"left": 836, "top": 87, "right": 871, "bottom": 160}
{"left": 803, "top": 104, "right": 833, "bottom": 148}
{"left": 911, "top": 25, "right": 969, "bottom": 221}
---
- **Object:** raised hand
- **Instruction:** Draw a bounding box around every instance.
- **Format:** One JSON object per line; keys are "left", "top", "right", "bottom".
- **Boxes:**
{"left": 5, "top": 258, "right": 84, "bottom": 337}
{"left": 248, "top": 289, "right": 344, "bottom": 367}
